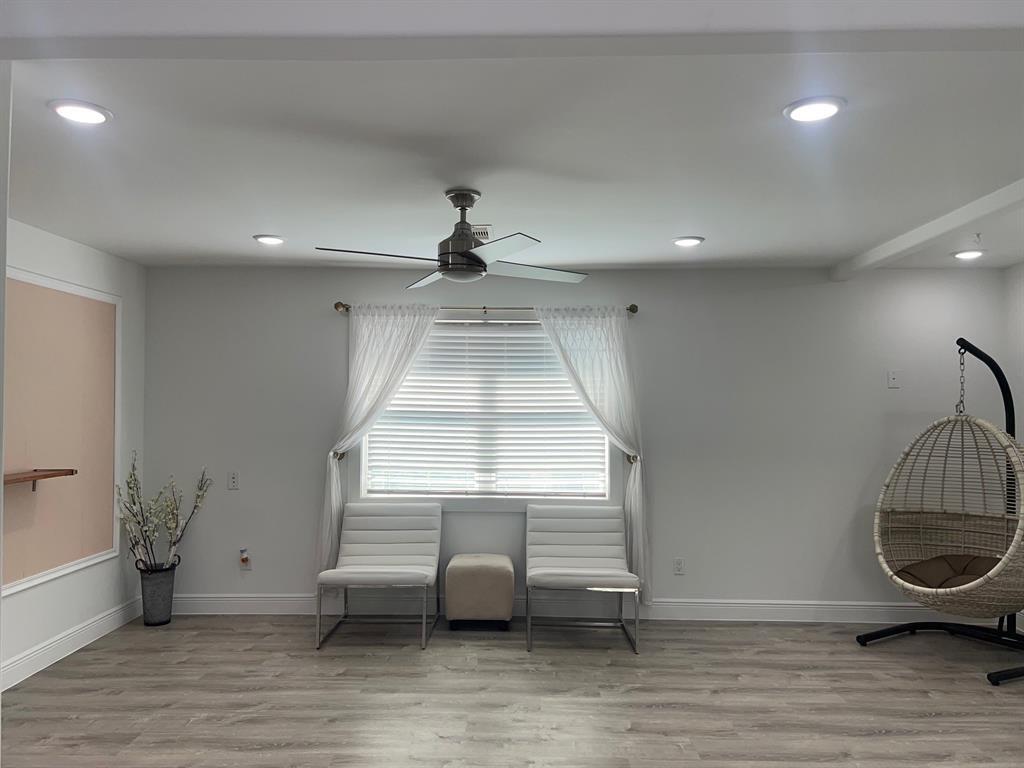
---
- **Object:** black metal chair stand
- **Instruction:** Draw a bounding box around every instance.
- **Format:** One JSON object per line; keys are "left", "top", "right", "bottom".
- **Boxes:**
{"left": 856, "top": 618, "right": 1024, "bottom": 685}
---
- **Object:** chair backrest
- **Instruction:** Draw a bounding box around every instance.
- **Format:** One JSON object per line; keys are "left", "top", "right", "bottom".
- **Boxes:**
{"left": 526, "top": 505, "right": 629, "bottom": 571}
{"left": 337, "top": 502, "right": 442, "bottom": 570}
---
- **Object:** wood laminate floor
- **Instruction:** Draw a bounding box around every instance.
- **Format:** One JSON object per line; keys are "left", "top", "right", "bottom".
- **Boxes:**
{"left": 3, "top": 615, "right": 1024, "bottom": 767}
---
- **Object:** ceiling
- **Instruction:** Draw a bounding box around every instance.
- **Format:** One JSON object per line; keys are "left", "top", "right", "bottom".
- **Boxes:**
{"left": 8, "top": 45, "right": 1024, "bottom": 270}
{"left": 2, "top": 1, "right": 1023, "bottom": 39}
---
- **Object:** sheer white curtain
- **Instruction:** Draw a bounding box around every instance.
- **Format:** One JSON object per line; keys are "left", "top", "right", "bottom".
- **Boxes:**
{"left": 319, "top": 304, "right": 439, "bottom": 571}
{"left": 536, "top": 306, "right": 651, "bottom": 603}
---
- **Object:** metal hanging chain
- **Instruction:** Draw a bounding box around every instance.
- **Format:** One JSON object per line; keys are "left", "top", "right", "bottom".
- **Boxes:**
{"left": 955, "top": 347, "right": 966, "bottom": 415}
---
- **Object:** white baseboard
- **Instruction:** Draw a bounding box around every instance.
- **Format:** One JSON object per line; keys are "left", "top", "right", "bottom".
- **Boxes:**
{"left": 646, "top": 597, "right": 946, "bottom": 624}
{"left": 173, "top": 591, "right": 947, "bottom": 624}
{"left": 173, "top": 591, "right": 617, "bottom": 618}
{"left": 173, "top": 593, "right": 317, "bottom": 615}
{"left": 1, "top": 597, "right": 142, "bottom": 691}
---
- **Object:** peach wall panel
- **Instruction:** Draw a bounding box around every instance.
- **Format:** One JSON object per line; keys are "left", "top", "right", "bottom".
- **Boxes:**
{"left": 3, "top": 277, "right": 116, "bottom": 585}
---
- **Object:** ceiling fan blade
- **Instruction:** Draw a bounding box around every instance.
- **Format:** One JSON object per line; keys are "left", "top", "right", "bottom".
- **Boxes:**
{"left": 488, "top": 260, "right": 588, "bottom": 283}
{"left": 316, "top": 247, "right": 436, "bottom": 263}
{"left": 466, "top": 232, "right": 540, "bottom": 264}
{"left": 407, "top": 271, "right": 444, "bottom": 290}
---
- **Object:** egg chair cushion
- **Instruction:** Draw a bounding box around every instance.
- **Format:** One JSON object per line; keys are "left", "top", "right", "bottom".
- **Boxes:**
{"left": 894, "top": 554, "right": 1001, "bottom": 589}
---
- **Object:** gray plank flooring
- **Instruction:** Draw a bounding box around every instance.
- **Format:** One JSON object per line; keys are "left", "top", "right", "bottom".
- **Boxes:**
{"left": 3, "top": 615, "right": 1024, "bottom": 767}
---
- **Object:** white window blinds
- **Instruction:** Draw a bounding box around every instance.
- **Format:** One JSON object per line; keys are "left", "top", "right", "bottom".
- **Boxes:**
{"left": 363, "top": 321, "right": 608, "bottom": 497}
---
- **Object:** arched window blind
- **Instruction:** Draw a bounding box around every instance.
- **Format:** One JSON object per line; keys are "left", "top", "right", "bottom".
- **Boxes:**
{"left": 363, "top": 321, "right": 608, "bottom": 497}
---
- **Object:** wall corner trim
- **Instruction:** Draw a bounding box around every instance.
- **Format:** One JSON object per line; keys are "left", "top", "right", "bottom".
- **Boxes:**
{"left": 1, "top": 596, "right": 141, "bottom": 691}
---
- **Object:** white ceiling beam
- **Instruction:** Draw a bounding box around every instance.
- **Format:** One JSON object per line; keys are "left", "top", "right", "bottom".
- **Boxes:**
{"left": 1, "top": 0, "right": 1023, "bottom": 39}
{"left": 830, "top": 179, "right": 1024, "bottom": 281}
{"left": 1, "top": 28, "right": 1022, "bottom": 62}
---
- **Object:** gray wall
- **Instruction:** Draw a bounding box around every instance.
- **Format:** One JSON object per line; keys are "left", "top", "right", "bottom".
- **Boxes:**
{"left": 143, "top": 265, "right": 1008, "bottom": 616}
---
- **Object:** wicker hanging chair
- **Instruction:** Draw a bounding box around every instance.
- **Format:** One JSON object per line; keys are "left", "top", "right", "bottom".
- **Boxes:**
{"left": 873, "top": 414, "right": 1024, "bottom": 618}
{"left": 858, "top": 338, "right": 1024, "bottom": 686}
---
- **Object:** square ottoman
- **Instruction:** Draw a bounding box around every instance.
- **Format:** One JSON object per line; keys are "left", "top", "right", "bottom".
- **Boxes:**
{"left": 445, "top": 553, "right": 514, "bottom": 630}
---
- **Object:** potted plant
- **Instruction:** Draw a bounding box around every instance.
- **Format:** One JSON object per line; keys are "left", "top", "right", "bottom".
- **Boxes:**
{"left": 117, "top": 453, "right": 212, "bottom": 626}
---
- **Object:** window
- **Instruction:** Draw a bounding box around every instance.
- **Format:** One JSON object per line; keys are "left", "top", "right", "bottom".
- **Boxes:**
{"left": 363, "top": 320, "right": 608, "bottom": 498}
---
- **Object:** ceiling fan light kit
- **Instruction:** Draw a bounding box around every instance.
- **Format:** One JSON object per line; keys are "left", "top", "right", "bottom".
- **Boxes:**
{"left": 317, "top": 188, "right": 588, "bottom": 289}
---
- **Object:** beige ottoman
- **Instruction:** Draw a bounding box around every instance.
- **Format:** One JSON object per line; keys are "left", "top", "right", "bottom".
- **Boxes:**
{"left": 445, "top": 553, "right": 514, "bottom": 630}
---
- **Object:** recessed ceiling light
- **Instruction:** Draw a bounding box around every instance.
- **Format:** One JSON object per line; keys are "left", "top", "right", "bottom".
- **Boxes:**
{"left": 954, "top": 233, "right": 985, "bottom": 261}
{"left": 783, "top": 96, "right": 846, "bottom": 123}
{"left": 48, "top": 99, "right": 112, "bottom": 125}
{"left": 674, "top": 236, "right": 705, "bottom": 248}
{"left": 253, "top": 234, "right": 285, "bottom": 246}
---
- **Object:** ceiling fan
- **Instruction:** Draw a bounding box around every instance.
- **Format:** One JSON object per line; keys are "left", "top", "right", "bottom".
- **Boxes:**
{"left": 316, "top": 188, "right": 588, "bottom": 289}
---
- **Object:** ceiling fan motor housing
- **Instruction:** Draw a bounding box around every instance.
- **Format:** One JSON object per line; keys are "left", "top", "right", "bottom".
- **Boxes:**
{"left": 438, "top": 188, "right": 487, "bottom": 281}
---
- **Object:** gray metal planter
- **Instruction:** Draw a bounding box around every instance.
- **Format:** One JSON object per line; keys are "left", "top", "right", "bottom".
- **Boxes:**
{"left": 137, "top": 555, "right": 180, "bottom": 626}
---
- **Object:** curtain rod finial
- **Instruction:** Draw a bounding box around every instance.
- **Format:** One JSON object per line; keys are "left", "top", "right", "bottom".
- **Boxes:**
{"left": 334, "top": 301, "right": 351, "bottom": 313}
{"left": 627, "top": 304, "right": 638, "bottom": 314}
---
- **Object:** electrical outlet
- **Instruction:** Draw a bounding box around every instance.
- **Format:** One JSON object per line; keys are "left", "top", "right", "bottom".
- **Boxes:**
{"left": 239, "top": 547, "right": 252, "bottom": 570}
{"left": 673, "top": 557, "right": 685, "bottom": 575}
{"left": 227, "top": 471, "right": 240, "bottom": 490}
{"left": 886, "top": 369, "right": 902, "bottom": 389}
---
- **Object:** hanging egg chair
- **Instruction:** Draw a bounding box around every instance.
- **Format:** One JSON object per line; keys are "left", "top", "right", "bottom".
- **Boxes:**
{"left": 857, "top": 339, "right": 1024, "bottom": 686}
{"left": 874, "top": 415, "right": 1024, "bottom": 617}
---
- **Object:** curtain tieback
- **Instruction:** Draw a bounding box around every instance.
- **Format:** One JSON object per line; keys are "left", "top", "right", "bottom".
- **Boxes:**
{"left": 627, "top": 454, "right": 640, "bottom": 464}
{"left": 332, "top": 450, "right": 346, "bottom": 461}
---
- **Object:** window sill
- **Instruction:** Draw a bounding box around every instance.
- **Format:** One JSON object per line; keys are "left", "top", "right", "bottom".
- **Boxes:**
{"left": 357, "top": 494, "right": 616, "bottom": 513}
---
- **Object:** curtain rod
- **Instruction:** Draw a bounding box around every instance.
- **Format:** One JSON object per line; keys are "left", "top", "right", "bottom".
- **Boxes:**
{"left": 333, "top": 302, "right": 638, "bottom": 314}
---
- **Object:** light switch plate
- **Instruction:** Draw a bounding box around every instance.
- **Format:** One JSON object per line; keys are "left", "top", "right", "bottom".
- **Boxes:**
{"left": 228, "top": 471, "right": 240, "bottom": 490}
{"left": 887, "top": 370, "right": 901, "bottom": 389}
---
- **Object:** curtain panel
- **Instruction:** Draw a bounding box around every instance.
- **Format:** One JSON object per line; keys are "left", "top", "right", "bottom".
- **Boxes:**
{"left": 536, "top": 305, "right": 651, "bottom": 603}
{"left": 318, "top": 304, "right": 439, "bottom": 572}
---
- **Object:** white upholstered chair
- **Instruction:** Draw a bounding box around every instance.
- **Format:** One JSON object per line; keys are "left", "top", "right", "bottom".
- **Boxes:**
{"left": 526, "top": 504, "right": 640, "bottom": 653}
{"left": 316, "top": 502, "right": 442, "bottom": 649}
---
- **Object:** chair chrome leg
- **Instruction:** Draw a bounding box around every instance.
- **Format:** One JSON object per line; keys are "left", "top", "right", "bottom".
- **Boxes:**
{"left": 634, "top": 589, "right": 640, "bottom": 654}
{"left": 618, "top": 589, "right": 639, "bottom": 654}
{"left": 421, "top": 585, "right": 428, "bottom": 650}
{"left": 526, "top": 586, "right": 533, "bottom": 652}
{"left": 315, "top": 585, "right": 322, "bottom": 649}
{"left": 316, "top": 586, "right": 348, "bottom": 650}
{"left": 318, "top": 584, "right": 438, "bottom": 650}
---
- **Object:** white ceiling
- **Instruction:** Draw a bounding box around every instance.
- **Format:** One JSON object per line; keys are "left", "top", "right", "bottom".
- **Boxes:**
{"left": 2, "top": 0, "right": 1023, "bottom": 39}
{"left": 8, "top": 46, "right": 1024, "bottom": 270}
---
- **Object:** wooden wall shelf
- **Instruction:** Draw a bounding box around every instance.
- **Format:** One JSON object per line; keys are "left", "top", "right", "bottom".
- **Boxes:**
{"left": 4, "top": 469, "right": 78, "bottom": 492}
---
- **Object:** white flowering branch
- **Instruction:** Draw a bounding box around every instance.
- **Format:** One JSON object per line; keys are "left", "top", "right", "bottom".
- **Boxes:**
{"left": 117, "top": 452, "right": 213, "bottom": 569}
